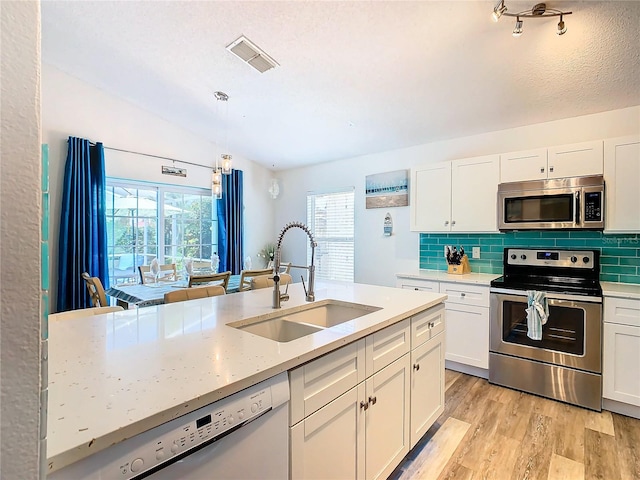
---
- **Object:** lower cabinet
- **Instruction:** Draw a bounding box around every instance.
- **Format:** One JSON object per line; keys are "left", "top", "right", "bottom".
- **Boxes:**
{"left": 291, "top": 355, "right": 410, "bottom": 480}
{"left": 410, "top": 331, "right": 445, "bottom": 448}
{"left": 290, "top": 306, "right": 445, "bottom": 480}
{"left": 603, "top": 297, "right": 640, "bottom": 408}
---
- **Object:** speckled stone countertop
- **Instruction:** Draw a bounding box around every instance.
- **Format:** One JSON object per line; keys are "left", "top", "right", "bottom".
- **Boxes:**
{"left": 602, "top": 282, "right": 640, "bottom": 300}
{"left": 396, "top": 270, "right": 500, "bottom": 286}
{"left": 47, "top": 282, "right": 446, "bottom": 473}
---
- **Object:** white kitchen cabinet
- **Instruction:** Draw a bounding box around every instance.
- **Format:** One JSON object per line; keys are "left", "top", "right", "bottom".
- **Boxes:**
{"left": 291, "top": 355, "right": 410, "bottom": 480}
{"left": 410, "top": 155, "right": 499, "bottom": 232}
{"left": 500, "top": 141, "right": 603, "bottom": 183}
{"left": 410, "top": 330, "right": 444, "bottom": 448}
{"left": 603, "top": 297, "right": 640, "bottom": 407}
{"left": 291, "top": 384, "right": 366, "bottom": 480}
{"left": 440, "top": 282, "right": 490, "bottom": 370}
{"left": 604, "top": 135, "right": 640, "bottom": 232}
{"left": 365, "top": 355, "right": 411, "bottom": 480}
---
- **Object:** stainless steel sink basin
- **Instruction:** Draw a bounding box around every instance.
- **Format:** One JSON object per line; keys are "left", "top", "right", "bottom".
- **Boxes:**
{"left": 229, "top": 300, "right": 381, "bottom": 342}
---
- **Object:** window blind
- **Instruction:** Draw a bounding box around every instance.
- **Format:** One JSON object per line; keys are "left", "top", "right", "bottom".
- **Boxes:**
{"left": 307, "top": 188, "right": 355, "bottom": 282}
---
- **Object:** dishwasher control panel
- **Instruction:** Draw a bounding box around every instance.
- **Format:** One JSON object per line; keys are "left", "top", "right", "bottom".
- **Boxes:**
{"left": 47, "top": 373, "right": 289, "bottom": 480}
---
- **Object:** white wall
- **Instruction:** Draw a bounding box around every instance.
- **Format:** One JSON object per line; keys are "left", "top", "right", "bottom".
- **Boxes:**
{"left": 276, "top": 106, "right": 640, "bottom": 287}
{"left": 42, "top": 65, "right": 276, "bottom": 310}
{"left": 1, "top": 1, "right": 43, "bottom": 478}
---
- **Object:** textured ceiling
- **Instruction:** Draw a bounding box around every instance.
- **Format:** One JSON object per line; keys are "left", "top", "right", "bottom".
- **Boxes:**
{"left": 41, "top": 1, "right": 640, "bottom": 171}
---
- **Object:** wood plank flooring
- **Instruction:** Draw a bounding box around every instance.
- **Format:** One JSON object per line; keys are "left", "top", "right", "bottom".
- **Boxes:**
{"left": 390, "top": 370, "right": 640, "bottom": 480}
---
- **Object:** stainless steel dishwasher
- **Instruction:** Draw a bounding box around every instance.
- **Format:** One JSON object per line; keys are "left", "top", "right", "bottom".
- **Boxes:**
{"left": 48, "top": 373, "right": 290, "bottom": 479}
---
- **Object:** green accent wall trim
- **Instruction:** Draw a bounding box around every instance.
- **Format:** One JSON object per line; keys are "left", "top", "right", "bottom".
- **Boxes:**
{"left": 419, "top": 231, "right": 640, "bottom": 284}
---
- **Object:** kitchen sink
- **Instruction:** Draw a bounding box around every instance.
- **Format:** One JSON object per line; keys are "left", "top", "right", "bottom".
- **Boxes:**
{"left": 229, "top": 300, "right": 381, "bottom": 342}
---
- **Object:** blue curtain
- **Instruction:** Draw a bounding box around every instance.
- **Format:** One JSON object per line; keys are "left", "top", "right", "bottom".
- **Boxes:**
{"left": 56, "top": 137, "right": 109, "bottom": 311}
{"left": 217, "top": 170, "right": 244, "bottom": 274}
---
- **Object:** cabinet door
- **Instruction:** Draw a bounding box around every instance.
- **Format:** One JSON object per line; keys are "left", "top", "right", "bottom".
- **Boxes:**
{"left": 604, "top": 135, "right": 640, "bottom": 232}
{"left": 500, "top": 148, "right": 548, "bottom": 183}
{"left": 547, "top": 140, "right": 603, "bottom": 179}
{"left": 410, "top": 332, "right": 445, "bottom": 448}
{"left": 365, "top": 355, "right": 410, "bottom": 480}
{"left": 603, "top": 323, "right": 640, "bottom": 407}
{"left": 410, "top": 163, "right": 451, "bottom": 232}
{"left": 450, "top": 155, "right": 500, "bottom": 232}
{"left": 291, "top": 383, "right": 366, "bottom": 480}
{"left": 444, "top": 303, "right": 489, "bottom": 369}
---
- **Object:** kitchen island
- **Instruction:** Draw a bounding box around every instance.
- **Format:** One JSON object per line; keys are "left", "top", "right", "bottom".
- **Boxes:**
{"left": 47, "top": 282, "right": 446, "bottom": 474}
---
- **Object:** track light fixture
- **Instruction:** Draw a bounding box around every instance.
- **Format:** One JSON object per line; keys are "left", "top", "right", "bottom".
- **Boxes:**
{"left": 492, "top": 1, "right": 572, "bottom": 37}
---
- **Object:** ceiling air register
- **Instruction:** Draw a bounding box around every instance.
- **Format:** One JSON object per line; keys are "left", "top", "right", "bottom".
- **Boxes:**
{"left": 226, "top": 36, "right": 279, "bottom": 73}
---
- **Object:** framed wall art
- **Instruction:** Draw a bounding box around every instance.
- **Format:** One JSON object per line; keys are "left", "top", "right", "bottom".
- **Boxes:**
{"left": 365, "top": 169, "right": 408, "bottom": 209}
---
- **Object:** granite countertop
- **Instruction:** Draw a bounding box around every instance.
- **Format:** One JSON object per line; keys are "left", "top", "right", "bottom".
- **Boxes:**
{"left": 601, "top": 281, "right": 640, "bottom": 300}
{"left": 396, "top": 269, "right": 500, "bottom": 286}
{"left": 47, "top": 282, "right": 446, "bottom": 473}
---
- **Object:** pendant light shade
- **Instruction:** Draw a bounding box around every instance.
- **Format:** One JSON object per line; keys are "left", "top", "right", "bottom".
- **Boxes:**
{"left": 221, "top": 154, "right": 232, "bottom": 175}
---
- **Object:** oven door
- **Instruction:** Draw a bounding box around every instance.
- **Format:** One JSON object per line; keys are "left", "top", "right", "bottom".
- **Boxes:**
{"left": 490, "top": 290, "right": 602, "bottom": 373}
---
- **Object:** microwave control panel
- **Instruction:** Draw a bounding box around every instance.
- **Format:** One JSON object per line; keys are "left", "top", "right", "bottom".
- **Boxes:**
{"left": 583, "top": 191, "right": 602, "bottom": 222}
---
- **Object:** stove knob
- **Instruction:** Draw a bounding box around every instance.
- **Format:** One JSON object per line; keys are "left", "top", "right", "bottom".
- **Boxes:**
{"left": 510, "top": 254, "right": 517, "bottom": 260}
{"left": 520, "top": 254, "right": 527, "bottom": 260}
{"left": 583, "top": 256, "right": 590, "bottom": 264}
{"left": 570, "top": 256, "right": 578, "bottom": 263}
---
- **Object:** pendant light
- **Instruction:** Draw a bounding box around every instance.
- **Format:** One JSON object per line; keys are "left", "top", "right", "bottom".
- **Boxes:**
{"left": 214, "top": 91, "right": 232, "bottom": 175}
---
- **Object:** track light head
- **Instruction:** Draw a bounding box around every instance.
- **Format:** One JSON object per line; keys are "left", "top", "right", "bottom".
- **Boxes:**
{"left": 557, "top": 15, "right": 567, "bottom": 35}
{"left": 513, "top": 17, "right": 523, "bottom": 37}
{"left": 492, "top": 0, "right": 507, "bottom": 22}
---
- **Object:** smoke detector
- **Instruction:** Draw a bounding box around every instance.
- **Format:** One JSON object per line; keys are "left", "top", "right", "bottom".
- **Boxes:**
{"left": 226, "top": 35, "right": 279, "bottom": 73}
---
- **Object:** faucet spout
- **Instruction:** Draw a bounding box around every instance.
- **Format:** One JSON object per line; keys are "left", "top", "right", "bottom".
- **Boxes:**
{"left": 273, "top": 221, "right": 317, "bottom": 308}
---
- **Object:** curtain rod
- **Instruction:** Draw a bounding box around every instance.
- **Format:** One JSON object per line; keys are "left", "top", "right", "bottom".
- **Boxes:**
{"left": 88, "top": 142, "right": 213, "bottom": 170}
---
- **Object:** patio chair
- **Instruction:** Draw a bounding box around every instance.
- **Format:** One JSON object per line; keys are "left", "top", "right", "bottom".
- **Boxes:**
{"left": 164, "top": 285, "right": 226, "bottom": 304}
{"left": 188, "top": 271, "right": 231, "bottom": 289}
{"left": 81, "top": 272, "right": 108, "bottom": 307}
{"left": 238, "top": 268, "right": 274, "bottom": 292}
{"left": 139, "top": 264, "right": 178, "bottom": 284}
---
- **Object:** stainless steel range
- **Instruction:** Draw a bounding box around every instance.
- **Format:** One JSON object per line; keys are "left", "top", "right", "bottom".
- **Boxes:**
{"left": 489, "top": 248, "right": 602, "bottom": 411}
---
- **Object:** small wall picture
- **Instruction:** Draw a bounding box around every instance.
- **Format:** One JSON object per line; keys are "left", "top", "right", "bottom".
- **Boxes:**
{"left": 365, "top": 169, "right": 409, "bottom": 209}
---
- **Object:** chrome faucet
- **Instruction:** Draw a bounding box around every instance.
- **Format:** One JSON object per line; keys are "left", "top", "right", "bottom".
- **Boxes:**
{"left": 273, "top": 221, "right": 317, "bottom": 308}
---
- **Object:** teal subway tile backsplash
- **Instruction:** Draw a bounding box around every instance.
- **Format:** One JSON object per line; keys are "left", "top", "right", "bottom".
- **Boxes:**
{"left": 419, "top": 232, "right": 640, "bottom": 284}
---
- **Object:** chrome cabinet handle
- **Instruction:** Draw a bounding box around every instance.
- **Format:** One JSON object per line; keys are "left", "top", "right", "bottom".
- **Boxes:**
{"left": 360, "top": 400, "right": 369, "bottom": 410}
{"left": 428, "top": 321, "right": 435, "bottom": 328}
{"left": 368, "top": 396, "right": 377, "bottom": 405}
{"left": 451, "top": 220, "right": 456, "bottom": 226}
{"left": 414, "top": 287, "right": 419, "bottom": 291}
{"left": 549, "top": 166, "right": 554, "bottom": 173}
{"left": 413, "top": 363, "right": 420, "bottom": 371}
{"left": 460, "top": 292, "right": 466, "bottom": 297}
{"left": 444, "top": 220, "right": 449, "bottom": 226}
{"left": 540, "top": 167, "right": 545, "bottom": 173}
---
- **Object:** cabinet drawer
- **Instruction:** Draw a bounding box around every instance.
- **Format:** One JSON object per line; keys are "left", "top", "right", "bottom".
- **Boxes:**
{"left": 411, "top": 304, "right": 445, "bottom": 348}
{"left": 290, "top": 339, "right": 365, "bottom": 425}
{"left": 365, "top": 318, "right": 410, "bottom": 378}
{"left": 439, "top": 282, "right": 489, "bottom": 308}
{"left": 396, "top": 278, "right": 439, "bottom": 292}
{"left": 605, "top": 297, "right": 640, "bottom": 328}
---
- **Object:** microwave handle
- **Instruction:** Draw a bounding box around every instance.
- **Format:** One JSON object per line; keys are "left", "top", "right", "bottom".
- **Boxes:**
{"left": 575, "top": 191, "right": 580, "bottom": 225}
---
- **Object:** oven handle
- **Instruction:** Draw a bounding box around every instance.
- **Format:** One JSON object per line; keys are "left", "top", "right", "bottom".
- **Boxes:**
{"left": 490, "top": 287, "right": 602, "bottom": 304}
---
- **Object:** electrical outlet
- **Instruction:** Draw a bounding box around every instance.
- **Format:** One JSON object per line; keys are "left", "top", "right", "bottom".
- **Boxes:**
{"left": 472, "top": 247, "right": 480, "bottom": 259}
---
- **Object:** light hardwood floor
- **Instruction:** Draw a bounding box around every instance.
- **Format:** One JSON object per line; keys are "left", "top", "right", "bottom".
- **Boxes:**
{"left": 390, "top": 370, "right": 640, "bottom": 480}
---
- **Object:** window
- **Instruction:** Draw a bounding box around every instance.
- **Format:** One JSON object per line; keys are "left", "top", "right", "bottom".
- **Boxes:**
{"left": 307, "top": 188, "right": 355, "bottom": 282}
{"left": 106, "top": 181, "right": 215, "bottom": 285}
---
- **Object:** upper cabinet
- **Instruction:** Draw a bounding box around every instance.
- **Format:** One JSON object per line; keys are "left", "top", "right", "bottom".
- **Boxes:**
{"left": 410, "top": 155, "right": 499, "bottom": 233}
{"left": 604, "top": 135, "right": 640, "bottom": 232}
{"left": 500, "top": 141, "right": 603, "bottom": 183}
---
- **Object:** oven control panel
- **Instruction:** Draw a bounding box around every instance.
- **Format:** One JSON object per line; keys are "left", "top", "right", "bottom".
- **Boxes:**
{"left": 506, "top": 249, "right": 595, "bottom": 268}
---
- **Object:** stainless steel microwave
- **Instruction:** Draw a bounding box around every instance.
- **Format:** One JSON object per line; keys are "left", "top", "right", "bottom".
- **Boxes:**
{"left": 497, "top": 175, "right": 604, "bottom": 230}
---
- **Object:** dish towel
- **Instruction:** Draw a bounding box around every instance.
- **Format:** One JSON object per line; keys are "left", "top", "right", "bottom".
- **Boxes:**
{"left": 526, "top": 290, "right": 549, "bottom": 341}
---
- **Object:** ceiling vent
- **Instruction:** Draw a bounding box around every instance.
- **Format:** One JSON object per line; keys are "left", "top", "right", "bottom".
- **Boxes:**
{"left": 226, "top": 35, "right": 279, "bottom": 73}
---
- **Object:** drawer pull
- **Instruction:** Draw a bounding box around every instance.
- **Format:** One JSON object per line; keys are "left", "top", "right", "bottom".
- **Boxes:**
{"left": 360, "top": 400, "right": 369, "bottom": 410}
{"left": 414, "top": 287, "right": 419, "bottom": 291}
{"left": 413, "top": 363, "right": 420, "bottom": 371}
{"left": 368, "top": 396, "right": 377, "bottom": 406}
{"left": 428, "top": 321, "right": 435, "bottom": 328}
{"left": 460, "top": 292, "right": 466, "bottom": 297}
